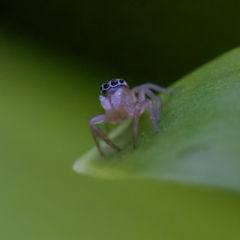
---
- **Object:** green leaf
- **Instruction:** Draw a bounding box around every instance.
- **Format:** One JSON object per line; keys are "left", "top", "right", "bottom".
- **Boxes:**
{"left": 74, "top": 48, "right": 240, "bottom": 191}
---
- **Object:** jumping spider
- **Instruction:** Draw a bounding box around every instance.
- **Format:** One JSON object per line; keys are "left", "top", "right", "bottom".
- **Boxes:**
{"left": 89, "top": 79, "right": 171, "bottom": 156}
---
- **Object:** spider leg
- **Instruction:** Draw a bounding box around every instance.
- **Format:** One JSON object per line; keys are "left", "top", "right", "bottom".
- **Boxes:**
{"left": 138, "top": 90, "right": 146, "bottom": 102}
{"left": 133, "top": 99, "right": 157, "bottom": 148}
{"left": 133, "top": 88, "right": 162, "bottom": 122}
{"left": 89, "top": 115, "right": 120, "bottom": 156}
{"left": 132, "top": 83, "right": 173, "bottom": 95}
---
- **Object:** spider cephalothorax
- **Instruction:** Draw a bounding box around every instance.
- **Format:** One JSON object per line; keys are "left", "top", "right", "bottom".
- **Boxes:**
{"left": 89, "top": 79, "right": 171, "bottom": 156}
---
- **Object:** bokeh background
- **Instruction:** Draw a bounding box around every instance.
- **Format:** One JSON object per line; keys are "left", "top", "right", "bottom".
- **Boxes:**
{"left": 1, "top": 0, "right": 240, "bottom": 85}
{"left": 1, "top": 1, "right": 240, "bottom": 240}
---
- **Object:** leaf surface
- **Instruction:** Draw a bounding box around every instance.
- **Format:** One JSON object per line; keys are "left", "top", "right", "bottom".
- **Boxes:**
{"left": 74, "top": 48, "right": 240, "bottom": 191}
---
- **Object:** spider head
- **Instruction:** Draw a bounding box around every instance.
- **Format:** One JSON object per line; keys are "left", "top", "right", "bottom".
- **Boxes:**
{"left": 100, "top": 79, "right": 129, "bottom": 95}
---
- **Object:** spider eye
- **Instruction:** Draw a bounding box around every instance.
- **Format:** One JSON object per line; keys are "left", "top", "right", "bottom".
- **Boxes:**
{"left": 110, "top": 80, "right": 118, "bottom": 86}
{"left": 100, "top": 79, "right": 128, "bottom": 94}
{"left": 103, "top": 83, "right": 109, "bottom": 89}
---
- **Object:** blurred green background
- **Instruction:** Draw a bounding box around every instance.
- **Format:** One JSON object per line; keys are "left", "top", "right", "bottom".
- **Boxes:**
{"left": 1, "top": 1, "right": 240, "bottom": 240}
{"left": 1, "top": 0, "right": 240, "bottom": 85}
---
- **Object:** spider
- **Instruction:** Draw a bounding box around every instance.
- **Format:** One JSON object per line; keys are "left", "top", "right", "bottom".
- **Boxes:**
{"left": 89, "top": 79, "right": 172, "bottom": 156}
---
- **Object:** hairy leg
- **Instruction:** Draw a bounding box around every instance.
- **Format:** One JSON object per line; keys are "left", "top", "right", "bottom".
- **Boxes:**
{"left": 89, "top": 115, "right": 120, "bottom": 156}
{"left": 133, "top": 99, "right": 157, "bottom": 148}
{"left": 133, "top": 88, "right": 162, "bottom": 121}
{"left": 132, "top": 83, "right": 173, "bottom": 94}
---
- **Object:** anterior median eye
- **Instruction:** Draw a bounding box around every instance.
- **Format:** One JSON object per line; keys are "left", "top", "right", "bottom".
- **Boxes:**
{"left": 111, "top": 80, "right": 118, "bottom": 86}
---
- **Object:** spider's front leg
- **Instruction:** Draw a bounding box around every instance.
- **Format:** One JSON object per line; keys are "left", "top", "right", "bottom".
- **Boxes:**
{"left": 89, "top": 114, "right": 120, "bottom": 156}
{"left": 133, "top": 99, "right": 157, "bottom": 148}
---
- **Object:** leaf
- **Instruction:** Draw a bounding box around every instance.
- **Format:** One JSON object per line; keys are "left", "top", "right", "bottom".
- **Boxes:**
{"left": 73, "top": 48, "right": 240, "bottom": 191}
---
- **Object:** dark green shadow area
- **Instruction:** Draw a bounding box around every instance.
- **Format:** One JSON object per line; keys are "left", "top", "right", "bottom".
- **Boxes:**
{"left": 1, "top": 1, "right": 240, "bottom": 85}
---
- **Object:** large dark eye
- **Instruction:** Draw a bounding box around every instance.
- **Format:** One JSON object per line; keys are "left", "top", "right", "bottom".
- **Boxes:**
{"left": 110, "top": 80, "right": 118, "bottom": 86}
{"left": 103, "top": 83, "right": 109, "bottom": 89}
{"left": 119, "top": 79, "right": 124, "bottom": 84}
